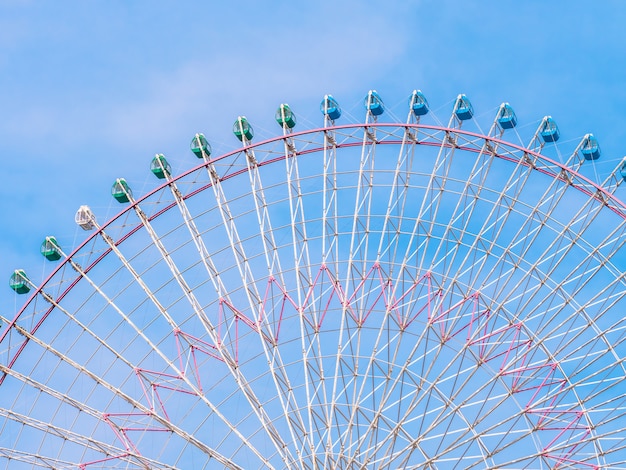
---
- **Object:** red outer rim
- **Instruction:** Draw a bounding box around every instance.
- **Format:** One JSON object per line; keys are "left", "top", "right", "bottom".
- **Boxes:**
{"left": 1, "top": 122, "right": 623, "bottom": 384}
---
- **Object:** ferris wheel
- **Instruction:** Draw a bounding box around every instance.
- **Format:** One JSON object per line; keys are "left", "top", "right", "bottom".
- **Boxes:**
{"left": 2, "top": 89, "right": 626, "bottom": 469}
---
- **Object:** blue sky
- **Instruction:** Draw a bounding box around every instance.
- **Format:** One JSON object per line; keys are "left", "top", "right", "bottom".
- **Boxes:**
{"left": 1, "top": 0, "right": 625, "bottom": 308}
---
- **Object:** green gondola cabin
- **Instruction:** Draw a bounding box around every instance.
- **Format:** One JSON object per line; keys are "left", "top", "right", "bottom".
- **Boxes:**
{"left": 112, "top": 178, "right": 132, "bottom": 203}
{"left": 10, "top": 269, "right": 30, "bottom": 294}
{"left": 41, "top": 236, "right": 61, "bottom": 261}
{"left": 151, "top": 154, "right": 172, "bottom": 179}
{"left": 275, "top": 104, "right": 296, "bottom": 129}
{"left": 190, "top": 133, "right": 211, "bottom": 159}
{"left": 233, "top": 116, "right": 254, "bottom": 141}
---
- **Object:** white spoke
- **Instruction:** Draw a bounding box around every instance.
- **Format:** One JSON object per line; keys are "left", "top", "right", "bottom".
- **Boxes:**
{"left": 2, "top": 94, "right": 625, "bottom": 468}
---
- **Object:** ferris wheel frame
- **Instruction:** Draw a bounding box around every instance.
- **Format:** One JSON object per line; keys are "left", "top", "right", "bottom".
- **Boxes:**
{"left": 2, "top": 92, "right": 626, "bottom": 469}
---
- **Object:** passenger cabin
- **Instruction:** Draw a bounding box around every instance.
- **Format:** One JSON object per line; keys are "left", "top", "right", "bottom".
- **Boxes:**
{"left": 620, "top": 159, "right": 626, "bottom": 182}
{"left": 41, "top": 236, "right": 61, "bottom": 261}
{"left": 10, "top": 269, "right": 30, "bottom": 294}
{"left": 580, "top": 134, "right": 601, "bottom": 160}
{"left": 75, "top": 205, "right": 96, "bottom": 230}
{"left": 320, "top": 95, "right": 341, "bottom": 120}
{"left": 112, "top": 178, "right": 132, "bottom": 203}
{"left": 409, "top": 90, "right": 429, "bottom": 116}
{"left": 454, "top": 94, "right": 474, "bottom": 121}
{"left": 275, "top": 104, "right": 296, "bottom": 129}
{"left": 497, "top": 103, "right": 517, "bottom": 129}
{"left": 233, "top": 116, "right": 254, "bottom": 142}
{"left": 151, "top": 154, "right": 171, "bottom": 179}
{"left": 190, "top": 133, "right": 211, "bottom": 159}
{"left": 540, "top": 117, "right": 560, "bottom": 143}
{"left": 364, "top": 90, "right": 385, "bottom": 116}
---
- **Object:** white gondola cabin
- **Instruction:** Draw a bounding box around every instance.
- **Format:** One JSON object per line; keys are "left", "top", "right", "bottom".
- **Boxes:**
{"left": 75, "top": 205, "right": 96, "bottom": 231}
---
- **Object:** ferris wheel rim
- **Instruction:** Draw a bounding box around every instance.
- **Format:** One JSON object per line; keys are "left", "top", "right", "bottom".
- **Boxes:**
{"left": 1, "top": 111, "right": 625, "bottom": 468}
{"left": 3, "top": 121, "right": 624, "bottom": 388}
{"left": 7, "top": 121, "right": 625, "bottom": 318}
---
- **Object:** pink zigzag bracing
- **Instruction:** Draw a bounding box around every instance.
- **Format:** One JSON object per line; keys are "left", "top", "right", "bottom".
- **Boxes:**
{"left": 80, "top": 413, "right": 169, "bottom": 469}
{"left": 80, "top": 332, "right": 223, "bottom": 468}
{"left": 81, "top": 263, "right": 590, "bottom": 467}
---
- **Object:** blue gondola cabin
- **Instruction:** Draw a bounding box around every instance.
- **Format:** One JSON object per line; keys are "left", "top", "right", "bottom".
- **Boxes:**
{"left": 365, "top": 90, "right": 385, "bottom": 116}
{"left": 320, "top": 95, "right": 341, "bottom": 120}
{"left": 409, "top": 90, "right": 429, "bottom": 116}
{"left": 581, "top": 134, "right": 601, "bottom": 160}
{"left": 497, "top": 103, "right": 517, "bottom": 129}
{"left": 540, "top": 117, "right": 560, "bottom": 143}
{"left": 454, "top": 94, "right": 474, "bottom": 121}
{"left": 620, "top": 159, "right": 626, "bottom": 182}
